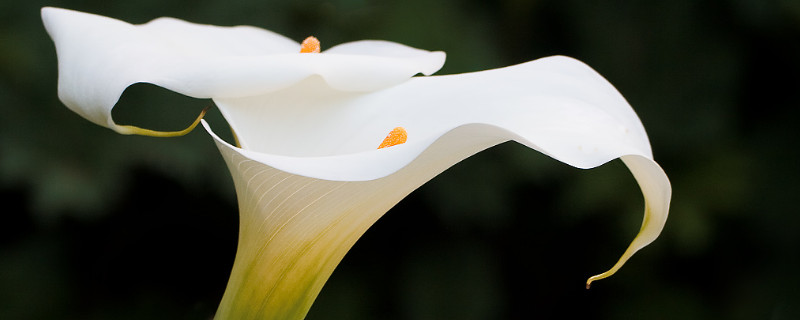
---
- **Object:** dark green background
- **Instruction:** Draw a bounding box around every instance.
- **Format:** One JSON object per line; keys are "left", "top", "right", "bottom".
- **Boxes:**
{"left": 2, "top": 0, "right": 799, "bottom": 319}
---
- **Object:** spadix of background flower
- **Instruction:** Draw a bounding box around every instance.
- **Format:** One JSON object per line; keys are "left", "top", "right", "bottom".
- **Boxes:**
{"left": 3, "top": 1, "right": 800, "bottom": 320}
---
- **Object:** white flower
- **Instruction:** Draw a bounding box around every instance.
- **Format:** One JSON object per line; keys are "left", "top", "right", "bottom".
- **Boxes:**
{"left": 42, "top": 7, "right": 671, "bottom": 320}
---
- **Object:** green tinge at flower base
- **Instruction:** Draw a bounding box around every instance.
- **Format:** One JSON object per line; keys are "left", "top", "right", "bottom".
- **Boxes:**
{"left": 210, "top": 124, "right": 503, "bottom": 319}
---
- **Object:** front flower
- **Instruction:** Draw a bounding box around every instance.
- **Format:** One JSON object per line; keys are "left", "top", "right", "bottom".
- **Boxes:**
{"left": 42, "top": 7, "right": 672, "bottom": 320}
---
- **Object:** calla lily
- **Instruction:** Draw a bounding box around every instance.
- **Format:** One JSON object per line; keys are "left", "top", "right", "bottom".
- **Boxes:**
{"left": 42, "top": 7, "right": 672, "bottom": 320}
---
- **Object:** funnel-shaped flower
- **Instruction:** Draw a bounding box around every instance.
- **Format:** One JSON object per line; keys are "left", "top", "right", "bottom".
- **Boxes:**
{"left": 42, "top": 7, "right": 671, "bottom": 320}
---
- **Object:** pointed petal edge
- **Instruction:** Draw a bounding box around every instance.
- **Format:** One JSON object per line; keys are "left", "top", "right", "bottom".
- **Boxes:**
{"left": 586, "top": 155, "right": 671, "bottom": 288}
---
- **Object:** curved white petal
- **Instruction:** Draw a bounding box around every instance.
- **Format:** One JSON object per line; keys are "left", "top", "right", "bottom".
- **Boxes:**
{"left": 41, "top": 7, "right": 445, "bottom": 132}
{"left": 215, "top": 56, "right": 651, "bottom": 179}
{"left": 207, "top": 55, "right": 671, "bottom": 296}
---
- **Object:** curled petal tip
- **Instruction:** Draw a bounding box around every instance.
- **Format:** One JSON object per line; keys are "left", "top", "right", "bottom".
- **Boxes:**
{"left": 583, "top": 156, "right": 670, "bottom": 289}
{"left": 585, "top": 272, "right": 612, "bottom": 289}
{"left": 116, "top": 106, "right": 210, "bottom": 137}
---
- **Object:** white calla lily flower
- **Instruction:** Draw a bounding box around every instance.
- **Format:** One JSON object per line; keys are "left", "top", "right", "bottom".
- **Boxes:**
{"left": 42, "top": 7, "right": 671, "bottom": 320}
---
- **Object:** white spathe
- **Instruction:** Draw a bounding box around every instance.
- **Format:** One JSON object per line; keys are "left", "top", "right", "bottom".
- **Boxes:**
{"left": 42, "top": 6, "right": 671, "bottom": 320}
{"left": 41, "top": 7, "right": 445, "bottom": 131}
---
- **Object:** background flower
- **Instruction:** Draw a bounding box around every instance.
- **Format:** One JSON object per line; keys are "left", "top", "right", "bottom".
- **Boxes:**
{"left": 2, "top": 1, "right": 799, "bottom": 319}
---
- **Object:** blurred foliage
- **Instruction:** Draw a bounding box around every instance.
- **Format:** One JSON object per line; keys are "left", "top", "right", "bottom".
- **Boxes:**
{"left": 2, "top": 0, "right": 799, "bottom": 319}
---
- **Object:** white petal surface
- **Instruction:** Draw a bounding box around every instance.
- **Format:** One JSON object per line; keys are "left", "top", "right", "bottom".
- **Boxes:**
{"left": 206, "top": 55, "right": 671, "bottom": 293}
{"left": 41, "top": 7, "right": 445, "bottom": 131}
{"left": 214, "top": 56, "right": 651, "bottom": 180}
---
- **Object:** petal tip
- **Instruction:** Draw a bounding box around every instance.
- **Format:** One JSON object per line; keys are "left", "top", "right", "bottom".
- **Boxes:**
{"left": 41, "top": 6, "right": 65, "bottom": 17}
{"left": 41, "top": 6, "right": 70, "bottom": 30}
{"left": 421, "top": 51, "right": 446, "bottom": 76}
